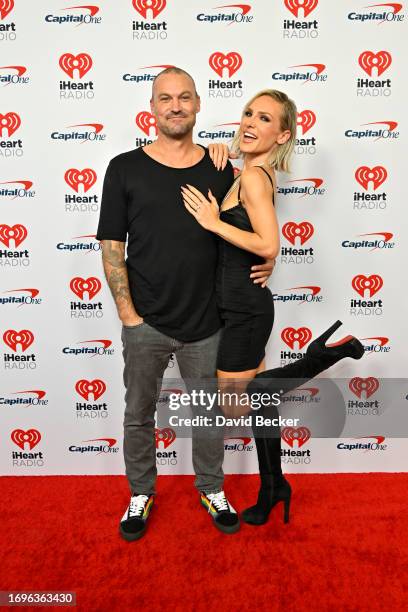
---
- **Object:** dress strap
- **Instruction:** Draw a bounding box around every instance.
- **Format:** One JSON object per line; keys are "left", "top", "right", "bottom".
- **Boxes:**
{"left": 237, "top": 166, "right": 275, "bottom": 206}
{"left": 255, "top": 165, "right": 274, "bottom": 189}
{"left": 238, "top": 166, "right": 275, "bottom": 206}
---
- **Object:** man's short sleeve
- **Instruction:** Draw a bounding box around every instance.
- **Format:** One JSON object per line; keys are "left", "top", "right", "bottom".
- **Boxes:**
{"left": 96, "top": 160, "right": 128, "bottom": 242}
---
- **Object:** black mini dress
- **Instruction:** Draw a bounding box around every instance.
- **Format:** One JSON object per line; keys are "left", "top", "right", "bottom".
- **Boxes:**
{"left": 216, "top": 166, "right": 275, "bottom": 372}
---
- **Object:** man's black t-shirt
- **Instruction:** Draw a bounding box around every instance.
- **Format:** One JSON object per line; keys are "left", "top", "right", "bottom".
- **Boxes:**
{"left": 96, "top": 146, "right": 234, "bottom": 342}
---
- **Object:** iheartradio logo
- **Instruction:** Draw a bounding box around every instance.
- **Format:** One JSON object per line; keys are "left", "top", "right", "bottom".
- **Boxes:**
{"left": 11, "top": 428, "right": 41, "bottom": 450}
{"left": 281, "top": 426, "right": 311, "bottom": 448}
{"left": 3, "top": 329, "right": 34, "bottom": 352}
{"left": 282, "top": 221, "right": 314, "bottom": 245}
{"left": 0, "top": 112, "right": 21, "bottom": 137}
{"left": 281, "top": 327, "right": 312, "bottom": 350}
{"left": 59, "top": 53, "right": 93, "bottom": 79}
{"left": 355, "top": 166, "right": 387, "bottom": 191}
{"left": 75, "top": 379, "right": 106, "bottom": 401}
{"left": 155, "top": 427, "right": 176, "bottom": 449}
{"left": 352, "top": 274, "right": 383, "bottom": 298}
{"left": 70, "top": 277, "right": 101, "bottom": 300}
{"left": 135, "top": 111, "right": 157, "bottom": 137}
{"left": 349, "top": 377, "right": 379, "bottom": 399}
{"left": 297, "top": 110, "right": 316, "bottom": 135}
{"left": 284, "top": 0, "right": 318, "bottom": 18}
{"left": 0, "top": 0, "right": 14, "bottom": 20}
{"left": 0, "top": 224, "right": 27, "bottom": 248}
{"left": 65, "top": 168, "right": 97, "bottom": 193}
{"left": 209, "top": 52, "right": 242, "bottom": 77}
{"left": 132, "top": 0, "right": 166, "bottom": 19}
{"left": 358, "top": 51, "right": 392, "bottom": 77}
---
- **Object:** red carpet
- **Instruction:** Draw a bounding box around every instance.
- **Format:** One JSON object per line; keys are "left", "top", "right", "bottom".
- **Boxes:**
{"left": 1, "top": 474, "right": 406, "bottom": 611}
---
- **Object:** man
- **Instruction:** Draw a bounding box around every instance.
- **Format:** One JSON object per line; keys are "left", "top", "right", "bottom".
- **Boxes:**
{"left": 96, "top": 67, "right": 273, "bottom": 541}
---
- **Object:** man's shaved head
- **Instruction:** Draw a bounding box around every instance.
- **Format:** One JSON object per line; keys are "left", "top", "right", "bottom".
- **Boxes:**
{"left": 151, "top": 67, "right": 198, "bottom": 100}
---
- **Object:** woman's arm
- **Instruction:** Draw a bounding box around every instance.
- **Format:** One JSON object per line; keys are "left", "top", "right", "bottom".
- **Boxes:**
{"left": 181, "top": 167, "right": 279, "bottom": 260}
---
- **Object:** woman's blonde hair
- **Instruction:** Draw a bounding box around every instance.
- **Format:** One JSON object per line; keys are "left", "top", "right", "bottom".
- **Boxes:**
{"left": 232, "top": 89, "right": 297, "bottom": 172}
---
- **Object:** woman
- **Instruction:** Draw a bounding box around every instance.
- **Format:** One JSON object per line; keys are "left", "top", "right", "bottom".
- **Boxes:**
{"left": 182, "top": 89, "right": 364, "bottom": 526}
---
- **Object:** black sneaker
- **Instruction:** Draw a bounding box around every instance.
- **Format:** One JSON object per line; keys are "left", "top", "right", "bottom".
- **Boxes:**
{"left": 200, "top": 490, "right": 240, "bottom": 534}
{"left": 119, "top": 494, "right": 154, "bottom": 541}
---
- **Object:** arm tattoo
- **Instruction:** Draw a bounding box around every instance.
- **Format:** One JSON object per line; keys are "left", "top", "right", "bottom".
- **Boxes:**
{"left": 101, "top": 240, "right": 135, "bottom": 313}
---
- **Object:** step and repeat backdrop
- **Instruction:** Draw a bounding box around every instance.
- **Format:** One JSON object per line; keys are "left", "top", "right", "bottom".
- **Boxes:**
{"left": 1, "top": 0, "right": 406, "bottom": 476}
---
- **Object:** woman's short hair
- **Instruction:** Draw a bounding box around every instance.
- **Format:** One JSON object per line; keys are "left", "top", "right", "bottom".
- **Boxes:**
{"left": 232, "top": 89, "right": 297, "bottom": 172}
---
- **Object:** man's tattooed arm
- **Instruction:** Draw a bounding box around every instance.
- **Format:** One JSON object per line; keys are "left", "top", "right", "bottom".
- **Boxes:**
{"left": 100, "top": 240, "right": 142, "bottom": 325}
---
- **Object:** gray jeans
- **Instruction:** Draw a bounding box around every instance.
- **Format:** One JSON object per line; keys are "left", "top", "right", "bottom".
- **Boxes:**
{"left": 121, "top": 322, "right": 224, "bottom": 495}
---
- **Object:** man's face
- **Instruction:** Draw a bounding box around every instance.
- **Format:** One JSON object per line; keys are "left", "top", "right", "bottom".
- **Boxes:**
{"left": 150, "top": 73, "right": 200, "bottom": 139}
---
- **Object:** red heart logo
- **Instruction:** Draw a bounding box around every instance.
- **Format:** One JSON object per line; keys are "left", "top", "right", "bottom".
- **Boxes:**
{"left": 281, "top": 327, "right": 312, "bottom": 350}
{"left": 11, "top": 428, "right": 41, "bottom": 450}
{"left": 0, "top": 111, "right": 21, "bottom": 137}
{"left": 70, "top": 277, "right": 101, "bottom": 300}
{"left": 281, "top": 426, "right": 311, "bottom": 448}
{"left": 282, "top": 221, "right": 314, "bottom": 245}
{"left": 297, "top": 110, "right": 316, "bottom": 135}
{"left": 349, "top": 377, "right": 379, "bottom": 399}
{"left": 135, "top": 111, "right": 157, "bottom": 136}
{"left": 3, "top": 329, "right": 34, "bottom": 352}
{"left": 0, "top": 0, "right": 14, "bottom": 20}
{"left": 358, "top": 50, "right": 392, "bottom": 77}
{"left": 284, "top": 0, "right": 318, "bottom": 18}
{"left": 0, "top": 223, "right": 27, "bottom": 248}
{"left": 355, "top": 166, "right": 387, "bottom": 191}
{"left": 64, "top": 168, "right": 97, "bottom": 193}
{"left": 132, "top": 0, "right": 166, "bottom": 19}
{"left": 59, "top": 53, "right": 93, "bottom": 79}
{"left": 209, "top": 52, "right": 242, "bottom": 78}
{"left": 351, "top": 274, "right": 383, "bottom": 297}
{"left": 155, "top": 428, "right": 176, "bottom": 449}
{"left": 75, "top": 379, "right": 106, "bottom": 401}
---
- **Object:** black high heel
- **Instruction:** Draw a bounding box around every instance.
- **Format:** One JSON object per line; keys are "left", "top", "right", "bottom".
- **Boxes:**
{"left": 241, "top": 478, "right": 292, "bottom": 526}
{"left": 241, "top": 436, "right": 292, "bottom": 526}
{"left": 305, "top": 320, "right": 365, "bottom": 361}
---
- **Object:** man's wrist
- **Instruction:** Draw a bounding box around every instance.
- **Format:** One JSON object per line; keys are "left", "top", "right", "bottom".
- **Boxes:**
{"left": 120, "top": 314, "right": 143, "bottom": 326}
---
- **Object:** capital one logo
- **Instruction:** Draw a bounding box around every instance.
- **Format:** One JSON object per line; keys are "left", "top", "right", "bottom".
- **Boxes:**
{"left": 70, "top": 276, "right": 101, "bottom": 300}
{"left": 65, "top": 168, "right": 97, "bottom": 193}
{"left": 352, "top": 274, "right": 383, "bottom": 297}
{"left": 11, "top": 428, "right": 41, "bottom": 450}
{"left": 281, "top": 426, "right": 311, "bottom": 448}
{"left": 59, "top": 53, "right": 93, "bottom": 79}
{"left": 0, "top": 181, "right": 33, "bottom": 195}
{"left": 358, "top": 51, "right": 392, "bottom": 76}
{"left": 209, "top": 52, "right": 242, "bottom": 77}
{"left": 132, "top": 0, "right": 166, "bottom": 19}
{"left": 0, "top": 65, "right": 27, "bottom": 81}
{"left": 3, "top": 329, "right": 34, "bottom": 352}
{"left": 282, "top": 221, "right": 314, "bottom": 245}
{"left": 0, "top": 0, "right": 14, "bottom": 20}
{"left": 155, "top": 427, "right": 176, "bottom": 449}
{"left": 297, "top": 110, "right": 316, "bottom": 134}
{"left": 284, "top": 0, "right": 318, "bottom": 17}
{"left": 355, "top": 166, "right": 387, "bottom": 190}
{"left": 349, "top": 377, "right": 379, "bottom": 399}
{"left": 0, "top": 112, "right": 21, "bottom": 137}
{"left": 281, "top": 327, "right": 312, "bottom": 350}
{"left": 0, "top": 224, "right": 27, "bottom": 248}
{"left": 135, "top": 111, "right": 157, "bottom": 137}
{"left": 75, "top": 379, "right": 106, "bottom": 400}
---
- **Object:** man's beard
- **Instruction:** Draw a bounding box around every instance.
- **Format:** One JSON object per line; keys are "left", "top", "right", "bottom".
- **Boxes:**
{"left": 158, "top": 114, "right": 196, "bottom": 138}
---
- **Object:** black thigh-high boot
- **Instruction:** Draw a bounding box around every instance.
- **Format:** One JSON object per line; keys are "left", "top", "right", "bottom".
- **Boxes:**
{"left": 242, "top": 403, "right": 291, "bottom": 525}
{"left": 241, "top": 321, "right": 364, "bottom": 526}
{"left": 247, "top": 320, "right": 365, "bottom": 398}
